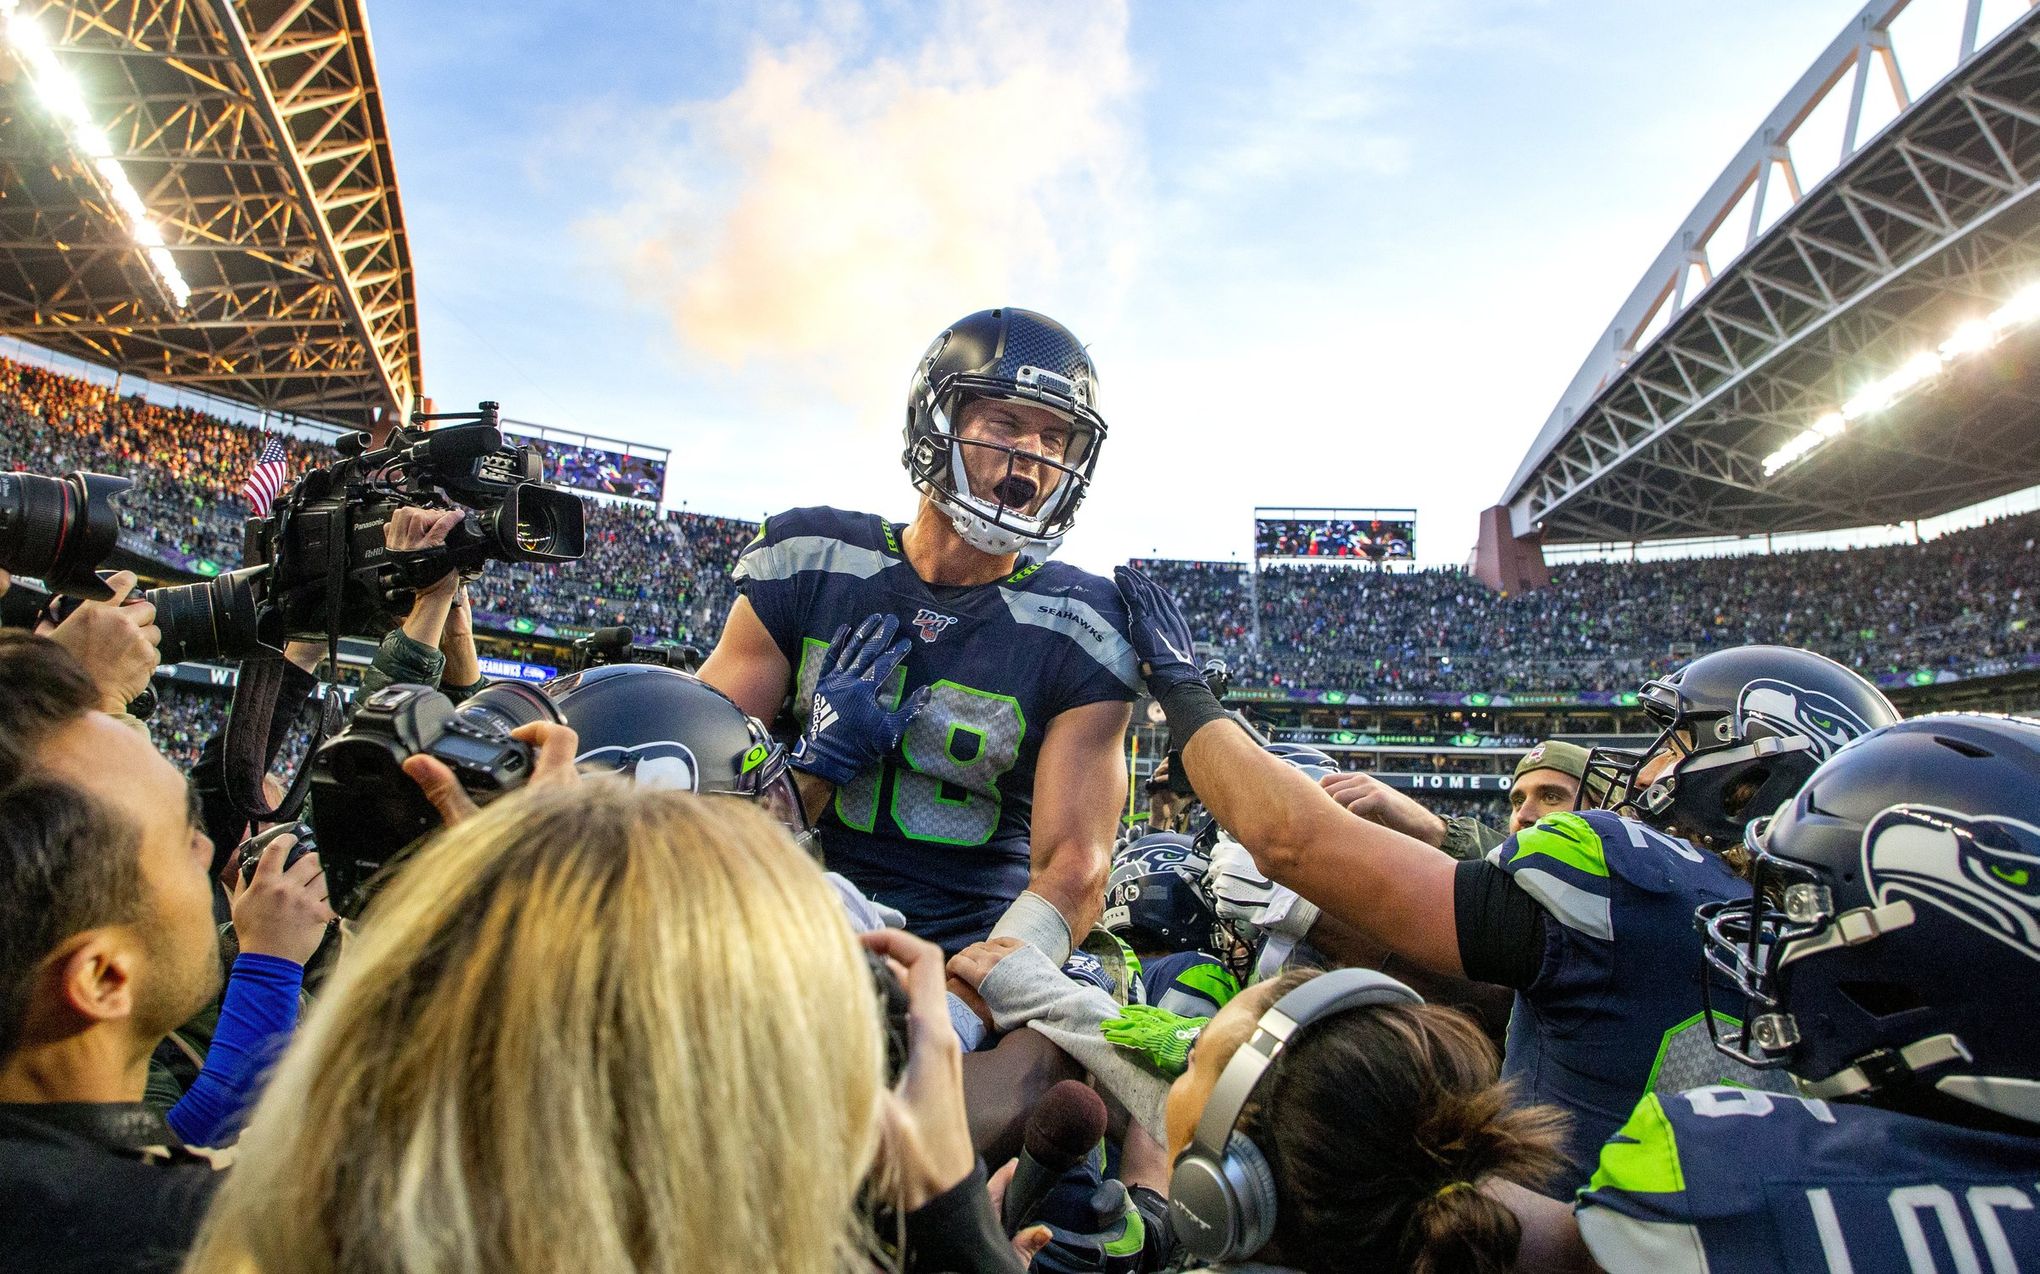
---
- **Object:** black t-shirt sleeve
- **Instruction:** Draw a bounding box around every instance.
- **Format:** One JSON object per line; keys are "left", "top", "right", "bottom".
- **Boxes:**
{"left": 900, "top": 1159, "right": 1025, "bottom": 1274}
{"left": 1453, "top": 858, "right": 1549, "bottom": 991}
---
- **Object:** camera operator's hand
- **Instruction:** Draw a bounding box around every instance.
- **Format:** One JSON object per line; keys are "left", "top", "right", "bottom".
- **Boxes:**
{"left": 231, "top": 829, "right": 336, "bottom": 965}
{"left": 864, "top": 927, "right": 977, "bottom": 1212}
{"left": 42, "top": 569, "right": 160, "bottom": 713}
{"left": 400, "top": 721, "right": 581, "bottom": 826}
{"left": 385, "top": 505, "right": 465, "bottom": 648}
{"left": 1319, "top": 770, "right": 1449, "bottom": 848}
{"left": 385, "top": 505, "right": 465, "bottom": 591}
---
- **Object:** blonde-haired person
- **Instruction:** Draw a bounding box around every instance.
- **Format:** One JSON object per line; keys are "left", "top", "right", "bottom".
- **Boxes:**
{"left": 182, "top": 778, "right": 1042, "bottom": 1274}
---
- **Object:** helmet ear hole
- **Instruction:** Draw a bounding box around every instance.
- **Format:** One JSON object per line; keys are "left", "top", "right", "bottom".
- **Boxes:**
{"left": 1837, "top": 980, "right": 1927, "bottom": 1019}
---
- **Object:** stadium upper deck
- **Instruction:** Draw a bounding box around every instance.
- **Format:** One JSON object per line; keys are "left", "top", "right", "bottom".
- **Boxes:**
{"left": 1490, "top": 0, "right": 2040, "bottom": 579}
{"left": 0, "top": 0, "right": 418, "bottom": 427}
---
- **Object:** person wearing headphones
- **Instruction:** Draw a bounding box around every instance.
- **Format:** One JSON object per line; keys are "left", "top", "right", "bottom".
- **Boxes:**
{"left": 1154, "top": 966, "right": 1569, "bottom": 1273}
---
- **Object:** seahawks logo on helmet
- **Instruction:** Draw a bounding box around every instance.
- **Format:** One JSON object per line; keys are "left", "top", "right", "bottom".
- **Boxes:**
{"left": 575, "top": 741, "right": 702, "bottom": 792}
{"left": 1737, "top": 678, "right": 1879, "bottom": 760}
{"left": 1863, "top": 805, "right": 2040, "bottom": 964}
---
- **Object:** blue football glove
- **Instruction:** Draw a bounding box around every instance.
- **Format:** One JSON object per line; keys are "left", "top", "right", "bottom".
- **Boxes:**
{"left": 1112, "top": 565, "right": 1204, "bottom": 698}
{"left": 789, "top": 612, "right": 931, "bottom": 787}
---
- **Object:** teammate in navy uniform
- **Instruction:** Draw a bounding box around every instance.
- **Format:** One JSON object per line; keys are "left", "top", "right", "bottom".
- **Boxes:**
{"left": 1102, "top": 832, "right": 1241, "bottom": 1018}
{"left": 1505, "top": 714, "right": 2040, "bottom": 1272}
{"left": 699, "top": 308, "right": 1136, "bottom": 959}
{"left": 1114, "top": 566, "right": 1903, "bottom": 1194}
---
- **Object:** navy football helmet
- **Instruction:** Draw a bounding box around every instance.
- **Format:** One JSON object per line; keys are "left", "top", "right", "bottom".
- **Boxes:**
{"left": 545, "top": 664, "right": 806, "bottom": 837}
{"left": 1584, "top": 645, "right": 1897, "bottom": 851}
{"left": 1261, "top": 741, "right": 1339, "bottom": 783}
{"left": 903, "top": 307, "right": 1105, "bottom": 555}
{"left": 1104, "top": 832, "right": 1218, "bottom": 955}
{"left": 1699, "top": 713, "right": 2040, "bottom": 1130}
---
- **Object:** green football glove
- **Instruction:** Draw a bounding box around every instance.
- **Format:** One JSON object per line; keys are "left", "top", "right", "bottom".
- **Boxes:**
{"left": 1100, "top": 1004, "right": 1207, "bottom": 1077}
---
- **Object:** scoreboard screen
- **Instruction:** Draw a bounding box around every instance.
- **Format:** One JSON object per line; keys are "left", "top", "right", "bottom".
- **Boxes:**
{"left": 1254, "top": 509, "right": 1415, "bottom": 562}
{"left": 506, "top": 431, "right": 668, "bottom": 503}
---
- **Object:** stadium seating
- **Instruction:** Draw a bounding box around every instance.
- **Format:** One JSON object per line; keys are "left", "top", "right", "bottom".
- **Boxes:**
{"left": 7, "top": 353, "right": 2035, "bottom": 699}
{"left": 0, "top": 355, "right": 753, "bottom": 648}
{"left": 1133, "top": 516, "right": 2037, "bottom": 693}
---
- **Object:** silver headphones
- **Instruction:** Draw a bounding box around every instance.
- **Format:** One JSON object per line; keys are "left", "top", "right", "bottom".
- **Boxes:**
{"left": 1166, "top": 968, "right": 1423, "bottom": 1264}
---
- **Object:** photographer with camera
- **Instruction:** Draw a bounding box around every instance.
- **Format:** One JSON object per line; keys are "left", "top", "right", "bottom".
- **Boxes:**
{"left": 0, "top": 632, "right": 332, "bottom": 1273}
{"left": 355, "top": 505, "right": 486, "bottom": 704}
{"left": 185, "top": 780, "right": 1045, "bottom": 1274}
{"left": 14, "top": 566, "right": 163, "bottom": 727}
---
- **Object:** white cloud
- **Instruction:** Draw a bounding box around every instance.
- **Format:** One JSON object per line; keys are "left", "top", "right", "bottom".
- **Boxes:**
{"left": 578, "top": 0, "right": 1144, "bottom": 419}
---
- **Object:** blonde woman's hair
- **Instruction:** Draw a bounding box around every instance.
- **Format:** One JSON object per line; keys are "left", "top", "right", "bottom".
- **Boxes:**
{"left": 184, "top": 780, "right": 888, "bottom": 1274}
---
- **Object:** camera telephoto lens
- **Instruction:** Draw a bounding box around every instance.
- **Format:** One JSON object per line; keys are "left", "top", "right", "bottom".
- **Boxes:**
{"left": 147, "top": 567, "right": 268, "bottom": 665}
{"left": 0, "top": 471, "right": 133, "bottom": 600}
{"left": 455, "top": 680, "right": 565, "bottom": 736}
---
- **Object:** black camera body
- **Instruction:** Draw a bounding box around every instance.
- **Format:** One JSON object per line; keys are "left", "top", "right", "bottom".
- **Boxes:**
{"left": 240, "top": 402, "right": 586, "bottom": 646}
{"left": 568, "top": 625, "right": 703, "bottom": 674}
{"left": 237, "top": 821, "right": 316, "bottom": 885}
{"left": 308, "top": 680, "right": 562, "bottom": 909}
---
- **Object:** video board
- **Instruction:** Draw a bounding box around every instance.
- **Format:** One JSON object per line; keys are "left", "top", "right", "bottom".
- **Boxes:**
{"left": 504, "top": 425, "right": 668, "bottom": 503}
{"left": 1254, "top": 508, "right": 1415, "bottom": 563}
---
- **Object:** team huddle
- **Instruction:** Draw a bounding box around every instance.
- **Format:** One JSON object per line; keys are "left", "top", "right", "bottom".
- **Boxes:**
{"left": 529, "top": 305, "right": 2040, "bottom": 1271}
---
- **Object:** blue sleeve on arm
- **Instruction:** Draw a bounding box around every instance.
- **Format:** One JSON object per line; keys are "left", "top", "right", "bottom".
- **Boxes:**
{"left": 165, "top": 953, "right": 304, "bottom": 1147}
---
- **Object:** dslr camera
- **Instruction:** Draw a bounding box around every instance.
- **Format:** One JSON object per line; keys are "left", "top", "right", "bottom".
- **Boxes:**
{"left": 307, "top": 680, "right": 563, "bottom": 909}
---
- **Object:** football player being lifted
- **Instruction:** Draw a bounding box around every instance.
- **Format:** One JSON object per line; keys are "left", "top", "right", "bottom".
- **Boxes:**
{"left": 699, "top": 308, "right": 1138, "bottom": 969}
{"left": 1117, "top": 559, "right": 1902, "bottom": 1196}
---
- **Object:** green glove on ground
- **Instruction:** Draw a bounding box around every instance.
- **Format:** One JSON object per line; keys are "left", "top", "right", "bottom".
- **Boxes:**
{"left": 1100, "top": 1003, "right": 1207, "bottom": 1077}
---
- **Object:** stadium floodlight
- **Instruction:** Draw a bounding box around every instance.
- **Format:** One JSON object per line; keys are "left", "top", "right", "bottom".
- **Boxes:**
{"left": 0, "top": 1, "right": 192, "bottom": 308}
{"left": 1764, "top": 283, "right": 2040, "bottom": 477}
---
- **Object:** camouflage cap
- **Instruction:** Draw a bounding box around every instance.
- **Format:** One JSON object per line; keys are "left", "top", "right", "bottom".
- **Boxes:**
{"left": 1513, "top": 739, "right": 1592, "bottom": 784}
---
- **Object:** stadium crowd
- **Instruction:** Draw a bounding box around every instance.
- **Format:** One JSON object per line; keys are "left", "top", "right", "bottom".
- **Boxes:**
{"left": 1132, "top": 513, "right": 2038, "bottom": 692}
{"left": 0, "top": 354, "right": 756, "bottom": 646}
{"left": 8, "top": 353, "right": 2035, "bottom": 696}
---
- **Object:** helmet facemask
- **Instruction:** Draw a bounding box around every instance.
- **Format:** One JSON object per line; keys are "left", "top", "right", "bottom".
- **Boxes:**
{"left": 1697, "top": 815, "right": 1835, "bottom": 1069}
{"left": 912, "top": 387, "right": 1102, "bottom": 556}
{"left": 903, "top": 309, "right": 1108, "bottom": 557}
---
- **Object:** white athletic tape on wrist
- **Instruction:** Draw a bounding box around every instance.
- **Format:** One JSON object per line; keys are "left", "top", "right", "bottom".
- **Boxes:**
{"left": 948, "top": 992, "right": 989, "bottom": 1052}
{"left": 989, "top": 889, "right": 1073, "bottom": 967}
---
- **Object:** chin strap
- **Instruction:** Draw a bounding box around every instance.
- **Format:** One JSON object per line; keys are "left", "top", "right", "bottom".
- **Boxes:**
{"left": 1798, "top": 1033, "right": 1971, "bottom": 1101}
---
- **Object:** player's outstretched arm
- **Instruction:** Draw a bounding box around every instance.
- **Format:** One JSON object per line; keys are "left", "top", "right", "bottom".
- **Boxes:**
{"left": 1022, "top": 697, "right": 1131, "bottom": 941}
{"left": 1113, "top": 566, "right": 1464, "bottom": 977}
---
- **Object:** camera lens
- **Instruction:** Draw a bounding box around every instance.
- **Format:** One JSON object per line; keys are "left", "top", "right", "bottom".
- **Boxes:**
{"left": 494, "top": 485, "right": 584, "bottom": 563}
{"left": 0, "top": 471, "right": 133, "bottom": 600}
{"left": 455, "top": 680, "right": 565, "bottom": 736}
{"left": 514, "top": 504, "right": 560, "bottom": 555}
{"left": 147, "top": 567, "right": 267, "bottom": 665}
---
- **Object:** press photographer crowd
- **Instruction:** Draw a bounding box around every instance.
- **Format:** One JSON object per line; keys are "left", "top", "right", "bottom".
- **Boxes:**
{"left": 2, "top": 308, "right": 2038, "bottom": 1274}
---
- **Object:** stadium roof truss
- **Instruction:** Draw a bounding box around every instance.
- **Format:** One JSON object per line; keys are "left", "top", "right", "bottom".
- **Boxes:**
{"left": 0, "top": 0, "right": 418, "bottom": 425}
{"left": 1504, "top": 0, "right": 2040, "bottom": 545}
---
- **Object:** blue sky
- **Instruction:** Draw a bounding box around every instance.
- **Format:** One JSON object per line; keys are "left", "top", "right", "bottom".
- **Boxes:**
{"left": 367, "top": 0, "right": 2018, "bottom": 570}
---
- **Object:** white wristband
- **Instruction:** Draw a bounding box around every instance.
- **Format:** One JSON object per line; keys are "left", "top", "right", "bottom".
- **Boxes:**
{"left": 989, "top": 889, "right": 1074, "bottom": 967}
{"left": 947, "top": 992, "right": 989, "bottom": 1052}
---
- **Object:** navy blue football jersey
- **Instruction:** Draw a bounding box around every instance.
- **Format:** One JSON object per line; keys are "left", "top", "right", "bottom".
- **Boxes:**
{"left": 1578, "top": 1087, "right": 2040, "bottom": 1273}
{"left": 1488, "top": 810, "right": 1794, "bottom": 1195}
{"left": 1133, "top": 951, "right": 1238, "bottom": 1019}
{"left": 733, "top": 507, "right": 1138, "bottom": 951}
